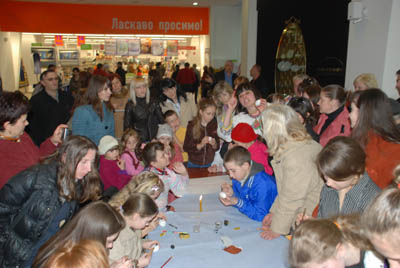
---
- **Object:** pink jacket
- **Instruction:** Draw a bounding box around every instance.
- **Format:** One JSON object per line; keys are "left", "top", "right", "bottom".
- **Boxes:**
{"left": 99, "top": 155, "right": 132, "bottom": 190}
{"left": 314, "top": 106, "right": 351, "bottom": 147}
{"left": 121, "top": 151, "right": 144, "bottom": 176}
{"left": 248, "top": 140, "right": 273, "bottom": 175}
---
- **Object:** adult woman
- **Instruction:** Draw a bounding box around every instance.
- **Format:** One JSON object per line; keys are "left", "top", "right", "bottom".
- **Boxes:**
{"left": 260, "top": 104, "right": 323, "bottom": 240}
{"left": 314, "top": 84, "right": 351, "bottom": 146}
{"left": 33, "top": 201, "right": 127, "bottom": 268}
{"left": 218, "top": 82, "right": 267, "bottom": 143}
{"left": 72, "top": 75, "right": 114, "bottom": 145}
{"left": 0, "top": 91, "right": 65, "bottom": 188}
{"left": 350, "top": 88, "right": 400, "bottom": 188}
{"left": 109, "top": 73, "right": 130, "bottom": 139}
{"left": 124, "top": 77, "right": 164, "bottom": 142}
{"left": 159, "top": 78, "right": 197, "bottom": 128}
{"left": 0, "top": 136, "right": 102, "bottom": 267}
{"left": 353, "top": 73, "right": 378, "bottom": 91}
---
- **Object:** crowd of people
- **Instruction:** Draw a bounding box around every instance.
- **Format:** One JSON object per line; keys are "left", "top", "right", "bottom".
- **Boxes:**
{"left": 0, "top": 60, "right": 400, "bottom": 268}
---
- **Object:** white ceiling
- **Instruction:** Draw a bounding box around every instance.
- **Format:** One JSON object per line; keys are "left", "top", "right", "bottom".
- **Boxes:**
{"left": 19, "top": 0, "right": 242, "bottom": 7}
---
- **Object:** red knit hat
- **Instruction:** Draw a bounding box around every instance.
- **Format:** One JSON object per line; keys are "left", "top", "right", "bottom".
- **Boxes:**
{"left": 231, "top": 123, "right": 257, "bottom": 143}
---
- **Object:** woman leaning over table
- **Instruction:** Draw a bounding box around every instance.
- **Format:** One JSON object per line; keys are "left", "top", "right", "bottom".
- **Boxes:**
{"left": 260, "top": 104, "right": 323, "bottom": 240}
{"left": 0, "top": 136, "right": 102, "bottom": 267}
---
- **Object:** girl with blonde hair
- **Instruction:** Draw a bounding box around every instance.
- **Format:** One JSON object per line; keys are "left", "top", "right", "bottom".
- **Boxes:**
{"left": 260, "top": 104, "right": 323, "bottom": 240}
{"left": 353, "top": 73, "right": 378, "bottom": 91}
{"left": 124, "top": 77, "right": 164, "bottom": 142}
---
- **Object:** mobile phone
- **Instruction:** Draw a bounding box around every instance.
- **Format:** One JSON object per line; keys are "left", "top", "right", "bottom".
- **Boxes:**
{"left": 62, "top": 128, "right": 69, "bottom": 141}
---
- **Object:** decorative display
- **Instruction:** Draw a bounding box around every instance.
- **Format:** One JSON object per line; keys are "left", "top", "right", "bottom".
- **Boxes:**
{"left": 117, "top": 39, "right": 129, "bottom": 56}
{"left": 54, "top": 35, "right": 63, "bottom": 46}
{"left": 77, "top": 36, "right": 85, "bottom": 46}
{"left": 105, "top": 39, "right": 117, "bottom": 56}
{"left": 140, "top": 38, "right": 152, "bottom": 54}
{"left": 275, "top": 17, "right": 307, "bottom": 95}
{"left": 167, "top": 40, "right": 178, "bottom": 56}
{"left": 151, "top": 39, "right": 164, "bottom": 56}
{"left": 128, "top": 39, "right": 140, "bottom": 56}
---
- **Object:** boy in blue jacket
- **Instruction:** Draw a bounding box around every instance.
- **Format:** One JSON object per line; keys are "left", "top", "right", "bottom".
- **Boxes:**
{"left": 219, "top": 146, "right": 277, "bottom": 221}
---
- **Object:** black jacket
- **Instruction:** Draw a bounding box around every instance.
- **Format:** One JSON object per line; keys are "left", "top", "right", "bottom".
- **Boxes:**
{"left": 123, "top": 97, "right": 164, "bottom": 142}
{"left": 215, "top": 70, "right": 238, "bottom": 86}
{"left": 0, "top": 162, "right": 79, "bottom": 268}
{"left": 26, "top": 89, "right": 74, "bottom": 146}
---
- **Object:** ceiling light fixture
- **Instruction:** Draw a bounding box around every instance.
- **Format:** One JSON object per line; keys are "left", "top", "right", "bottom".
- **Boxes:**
{"left": 193, "top": 2, "right": 199, "bottom": 6}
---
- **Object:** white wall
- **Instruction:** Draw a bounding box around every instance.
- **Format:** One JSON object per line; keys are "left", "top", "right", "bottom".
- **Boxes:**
{"left": 241, "top": 0, "right": 257, "bottom": 77}
{"left": 210, "top": 5, "right": 242, "bottom": 70}
{"left": 345, "top": 0, "right": 400, "bottom": 99}
{"left": 0, "top": 32, "right": 22, "bottom": 91}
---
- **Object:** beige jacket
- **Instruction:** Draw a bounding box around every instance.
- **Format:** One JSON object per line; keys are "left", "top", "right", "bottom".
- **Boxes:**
{"left": 110, "top": 89, "right": 130, "bottom": 139}
{"left": 270, "top": 139, "right": 323, "bottom": 235}
{"left": 109, "top": 225, "right": 143, "bottom": 263}
{"left": 160, "top": 93, "right": 197, "bottom": 128}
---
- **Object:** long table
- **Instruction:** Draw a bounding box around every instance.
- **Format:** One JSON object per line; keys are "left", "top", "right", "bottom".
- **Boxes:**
{"left": 148, "top": 176, "right": 289, "bottom": 268}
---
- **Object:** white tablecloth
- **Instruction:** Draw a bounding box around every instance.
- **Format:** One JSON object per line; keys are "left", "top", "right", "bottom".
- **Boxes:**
{"left": 148, "top": 176, "right": 289, "bottom": 268}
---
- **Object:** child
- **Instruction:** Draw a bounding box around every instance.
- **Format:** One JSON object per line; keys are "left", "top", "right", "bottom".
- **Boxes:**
{"left": 362, "top": 165, "right": 400, "bottom": 267}
{"left": 109, "top": 193, "right": 159, "bottom": 268}
{"left": 289, "top": 214, "right": 384, "bottom": 268}
{"left": 164, "top": 110, "right": 188, "bottom": 162}
{"left": 142, "top": 142, "right": 189, "bottom": 210}
{"left": 183, "top": 98, "right": 219, "bottom": 168}
{"left": 99, "top": 135, "right": 132, "bottom": 190}
{"left": 156, "top": 123, "right": 183, "bottom": 167}
{"left": 120, "top": 129, "right": 144, "bottom": 176}
{"left": 219, "top": 146, "right": 277, "bottom": 221}
{"left": 230, "top": 122, "right": 273, "bottom": 175}
{"left": 316, "top": 136, "right": 380, "bottom": 219}
{"left": 288, "top": 96, "right": 319, "bottom": 142}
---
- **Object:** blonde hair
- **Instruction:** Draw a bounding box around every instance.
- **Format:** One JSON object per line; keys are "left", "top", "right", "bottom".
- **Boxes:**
{"left": 129, "top": 77, "right": 150, "bottom": 105}
{"left": 289, "top": 214, "right": 373, "bottom": 268}
{"left": 362, "top": 165, "right": 400, "bottom": 238}
{"left": 262, "top": 104, "right": 310, "bottom": 156}
{"left": 353, "top": 73, "right": 378, "bottom": 89}
{"left": 109, "top": 171, "right": 164, "bottom": 208}
{"left": 212, "top": 81, "right": 233, "bottom": 115}
{"left": 44, "top": 240, "right": 109, "bottom": 268}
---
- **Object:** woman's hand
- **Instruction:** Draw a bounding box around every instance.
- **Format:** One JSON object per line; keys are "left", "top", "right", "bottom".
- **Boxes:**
{"left": 256, "top": 98, "right": 268, "bottom": 112}
{"left": 50, "top": 124, "right": 68, "bottom": 145}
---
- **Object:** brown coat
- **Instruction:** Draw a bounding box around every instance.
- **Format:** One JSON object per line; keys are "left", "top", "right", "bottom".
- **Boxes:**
{"left": 183, "top": 118, "right": 219, "bottom": 166}
{"left": 110, "top": 88, "right": 130, "bottom": 139}
{"left": 269, "top": 139, "right": 323, "bottom": 235}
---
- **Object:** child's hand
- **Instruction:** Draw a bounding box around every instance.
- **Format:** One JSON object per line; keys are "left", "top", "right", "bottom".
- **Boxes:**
{"left": 262, "top": 213, "right": 273, "bottom": 227}
{"left": 158, "top": 212, "right": 167, "bottom": 221}
{"left": 110, "top": 256, "right": 132, "bottom": 268}
{"left": 142, "top": 218, "right": 159, "bottom": 237}
{"left": 227, "top": 142, "right": 237, "bottom": 150}
{"left": 295, "top": 213, "right": 311, "bottom": 227}
{"left": 142, "top": 240, "right": 159, "bottom": 250}
{"left": 219, "top": 195, "right": 238, "bottom": 206}
{"left": 260, "top": 227, "right": 280, "bottom": 240}
{"left": 227, "top": 97, "right": 238, "bottom": 112}
{"left": 138, "top": 253, "right": 152, "bottom": 268}
{"left": 209, "top": 137, "right": 217, "bottom": 148}
{"left": 117, "top": 158, "right": 126, "bottom": 170}
{"left": 172, "top": 162, "right": 188, "bottom": 176}
{"left": 221, "top": 182, "right": 233, "bottom": 197}
{"left": 208, "top": 164, "right": 218, "bottom": 173}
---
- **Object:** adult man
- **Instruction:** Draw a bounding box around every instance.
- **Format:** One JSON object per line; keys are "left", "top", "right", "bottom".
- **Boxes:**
{"left": 115, "top": 62, "right": 127, "bottom": 86}
{"left": 250, "top": 64, "right": 271, "bottom": 98}
{"left": 26, "top": 70, "right": 74, "bottom": 146}
{"left": 215, "top": 60, "right": 238, "bottom": 87}
{"left": 176, "top": 62, "right": 196, "bottom": 94}
{"left": 396, "top": 69, "right": 400, "bottom": 102}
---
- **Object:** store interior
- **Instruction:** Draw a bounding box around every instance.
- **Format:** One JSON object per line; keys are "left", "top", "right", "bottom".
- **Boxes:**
{"left": 20, "top": 33, "right": 210, "bottom": 93}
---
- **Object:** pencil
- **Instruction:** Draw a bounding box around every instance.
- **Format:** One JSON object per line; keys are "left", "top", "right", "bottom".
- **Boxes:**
{"left": 160, "top": 256, "right": 173, "bottom": 268}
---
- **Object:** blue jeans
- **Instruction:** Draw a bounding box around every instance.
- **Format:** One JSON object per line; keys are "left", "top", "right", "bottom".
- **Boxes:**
{"left": 187, "top": 161, "right": 211, "bottom": 168}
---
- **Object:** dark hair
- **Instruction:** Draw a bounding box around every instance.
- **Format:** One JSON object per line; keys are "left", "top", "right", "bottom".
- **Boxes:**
{"left": 117, "top": 62, "right": 122, "bottom": 66}
{"left": 47, "top": 64, "right": 56, "bottom": 70}
{"left": 142, "top": 142, "right": 164, "bottom": 167}
{"left": 235, "top": 82, "right": 261, "bottom": 113}
{"left": 163, "top": 109, "right": 178, "bottom": 120}
{"left": 303, "top": 84, "right": 321, "bottom": 109}
{"left": 317, "top": 136, "right": 365, "bottom": 181}
{"left": 34, "top": 201, "right": 125, "bottom": 268}
{"left": 42, "top": 136, "right": 102, "bottom": 203}
{"left": 40, "top": 70, "right": 57, "bottom": 81}
{"left": 351, "top": 88, "right": 400, "bottom": 147}
{"left": 96, "top": 63, "right": 103, "bottom": 69}
{"left": 321, "top": 84, "right": 347, "bottom": 106}
{"left": 298, "top": 77, "right": 319, "bottom": 95}
{"left": 79, "top": 75, "right": 113, "bottom": 120}
{"left": 72, "top": 67, "right": 80, "bottom": 73}
{"left": 159, "top": 78, "right": 187, "bottom": 104}
{"left": 184, "top": 62, "right": 190, "bottom": 68}
{"left": 79, "top": 71, "right": 91, "bottom": 89}
{"left": 224, "top": 146, "right": 251, "bottom": 166}
{"left": 396, "top": 69, "right": 400, "bottom": 75}
{"left": 0, "top": 91, "right": 29, "bottom": 131}
{"left": 288, "top": 97, "right": 317, "bottom": 127}
{"left": 121, "top": 193, "right": 158, "bottom": 218}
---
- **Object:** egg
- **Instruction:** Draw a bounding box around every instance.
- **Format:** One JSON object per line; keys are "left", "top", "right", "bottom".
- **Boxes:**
{"left": 219, "top": 192, "right": 227, "bottom": 199}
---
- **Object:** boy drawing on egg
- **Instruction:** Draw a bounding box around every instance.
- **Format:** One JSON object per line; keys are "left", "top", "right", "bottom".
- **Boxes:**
{"left": 219, "top": 146, "right": 277, "bottom": 221}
